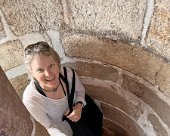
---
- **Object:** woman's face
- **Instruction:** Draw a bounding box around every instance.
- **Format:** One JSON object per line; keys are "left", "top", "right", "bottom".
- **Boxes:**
{"left": 30, "top": 53, "right": 60, "bottom": 91}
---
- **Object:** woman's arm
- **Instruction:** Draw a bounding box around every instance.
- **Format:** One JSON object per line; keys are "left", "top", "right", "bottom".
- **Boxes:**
{"left": 65, "top": 67, "right": 86, "bottom": 122}
{"left": 22, "top": 91, "right": 66, "bottom": 136}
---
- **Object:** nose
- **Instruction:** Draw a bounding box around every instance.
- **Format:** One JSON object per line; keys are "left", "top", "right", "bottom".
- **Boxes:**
{"left": 44, "top": 69, "right": 52, "bottom": 77}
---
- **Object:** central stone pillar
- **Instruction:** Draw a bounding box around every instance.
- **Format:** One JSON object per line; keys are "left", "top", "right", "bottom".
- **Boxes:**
{"left": 0, "top": 66, "right": 33, "bottom": 135}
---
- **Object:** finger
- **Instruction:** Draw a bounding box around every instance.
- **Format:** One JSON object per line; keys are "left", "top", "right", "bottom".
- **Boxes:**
{"left": 72, "top": 116, "right": 80, "bottom": 122}
{"left": 67, "top": 111, "right": 79, "bottom": 121}
{"left": 64, "top": 109, "right": 70, "bottom": 116}
{"left": 67, "top": 114, "right": 77, "bottom": 120}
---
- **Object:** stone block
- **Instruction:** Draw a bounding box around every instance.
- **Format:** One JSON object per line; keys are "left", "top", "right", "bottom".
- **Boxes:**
{"left": 103, "top": 118, "right": 129, "bottom": 136}
{"left": 0, "top": 66, "right": 33, "bottom": 135}
{"left": 101, "top": 103, "right": 145, "bottom": 136}
{"left": 85, "top": 84, "right": 143, "bottom": 120}
{"left": 0, "top": 40, "right": 24, "bottom": 71}
{"left": 65, "top": 0, "right": 147, "bottom": 41}
{"left": 62, "top": 61, "right": 119, "bottom": 82}
{"left": 0, "top": 0, "right": 63, "bottom": 36}
{"left": 146, "top": 1, "right": 170, "bottom": 59}
{"left": 10, "top": 74, "right": 29, "bottom": 99}
{"left": 156, "top": 64, "right": 170, "bottom": 96}
{"left": 0, "top": 20, "right": 5, "bottom": 37}
{"left": 34, "top": 120, "right": 50, "bottom": 136}
{"left": 62, "top": 34, "right": 166, "bottom": 84}
{"left": 122, "top": 74, "right": 170, "bottom": 128}
{"left": 148, "top": 114, "right": 168, "bottom": 136}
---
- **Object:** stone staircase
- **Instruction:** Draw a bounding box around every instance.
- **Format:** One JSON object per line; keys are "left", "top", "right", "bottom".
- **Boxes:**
{"left": 0, "top": 66, "right": 118, "bottom": 136}
{"left": 102, "top": 129, "right": 115, "bottom": 136}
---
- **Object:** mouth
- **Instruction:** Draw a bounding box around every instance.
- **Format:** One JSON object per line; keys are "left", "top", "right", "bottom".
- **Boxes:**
{"left": 45, "top": 76, "right": 55, "bottom": 82}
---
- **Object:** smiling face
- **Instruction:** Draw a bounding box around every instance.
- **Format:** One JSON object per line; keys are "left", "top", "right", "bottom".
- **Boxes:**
{"left": 30, "top": 53, "right": 60, "bottom": 91}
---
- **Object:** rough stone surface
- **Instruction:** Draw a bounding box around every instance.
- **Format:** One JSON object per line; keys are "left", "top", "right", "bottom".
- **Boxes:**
{"left": 62, "top": 34, "right": 167, "bottom": 84}
{"left": 0, "top": 0, "right": 63, "bottom": 36}
{"left": 148, "top": 114, "right": 168, "bottom": 136}
{"left": 122, "top": 74, "right": 170, "bottom": 128}
{"left": 66, "top": 0, "right": 146, "bottom": 41}
{"left": 102, "top": 128, "right": 116, "bottom": 136}
{"left": 146, "top": 0, "right": 170, "bottom": 60}
{"left": 0, "top": 40, "right": 24, "bottom": 71}
{"left": 156, "top": 64, "right": 170, "bottom": 96}
{"left": 62, "top": 61, "right": 119, "bottom": 82}
{"left": 0, "top": 20, "right": 5, "bottom": 38}
{"left": 85, "top": 84, "right": 143, "bottom": 120}
{"left": 103, "top": 118, "right": 129, "bottom": 136}
{"left": 10, "top": 74, "right": 29, "bottom": 99}
{"left": 101, "top": 103, "right": 145, "bottom": 136}
{"left": 0, "top": 66, "right": 33, "bottom": 136}
{"left": 34, "top": 120, "right": 50, "bottom": 136}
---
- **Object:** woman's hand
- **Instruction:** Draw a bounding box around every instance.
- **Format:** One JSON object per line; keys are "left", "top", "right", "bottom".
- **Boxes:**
{"left": 65, "top": 103, "right": 83, "bottom": 122}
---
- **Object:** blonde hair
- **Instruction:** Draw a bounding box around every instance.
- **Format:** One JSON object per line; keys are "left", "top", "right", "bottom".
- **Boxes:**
{"left": 24, "top": 41, "right": 61, "bottom": 80}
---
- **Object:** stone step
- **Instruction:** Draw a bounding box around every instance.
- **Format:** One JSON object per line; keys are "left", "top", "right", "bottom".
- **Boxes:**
{"left": 102, "top": 129, "right": 116, "bottom": 136}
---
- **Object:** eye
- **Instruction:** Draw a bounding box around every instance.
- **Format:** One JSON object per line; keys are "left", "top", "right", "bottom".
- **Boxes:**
{"left": 37, "top": 68, "right": 44, "bottom": 73}
{"left": 49, "top": 63, "right": 55, "bottom": 68}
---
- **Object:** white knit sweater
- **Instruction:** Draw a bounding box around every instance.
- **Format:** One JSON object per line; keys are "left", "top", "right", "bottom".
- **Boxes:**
{"left": 23, "top": 67, "right": 86, "bottom": 136}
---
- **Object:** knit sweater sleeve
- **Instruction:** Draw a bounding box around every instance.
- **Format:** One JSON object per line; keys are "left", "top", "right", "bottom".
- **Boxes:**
{"left": 22, "top": 85, "right": 67, "bottom": 136}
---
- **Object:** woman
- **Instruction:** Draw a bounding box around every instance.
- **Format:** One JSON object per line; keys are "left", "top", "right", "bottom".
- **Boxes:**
{"left": 23, "top": 41, "right": 86, "bottom": 136}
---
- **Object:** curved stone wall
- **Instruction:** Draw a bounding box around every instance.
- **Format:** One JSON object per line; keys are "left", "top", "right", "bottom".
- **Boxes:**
{"left": 61, "top": 37, "right": 170, "bottom": 135}
{"left": 0, "top": 0, "right": 169, "bottom": 136}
